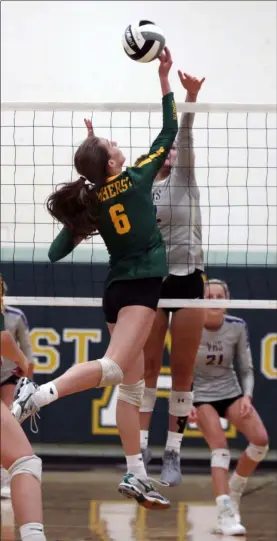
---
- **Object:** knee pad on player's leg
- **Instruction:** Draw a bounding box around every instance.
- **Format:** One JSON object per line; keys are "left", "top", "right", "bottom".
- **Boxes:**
{"left": 169, "top": 391, "right": 194, "bottom": 417}
{"left": 211, "top": 449, "right": 231, "bottom": 470}
{"left": 97, "top": 357, "right": 124, "bottom": 387}
{"left": 8, "top": 455, "right": 42, "bottom": 483}
{"left": 20, "top": 523, "right": 46, "bottom": 541}
{"left": 245, "top": 443, "right": 269, "bottom": 462}
{"left": 118, "top": 380, "right": 145, "bottom": 407}
{"left": 140, "top": 387, "right": 157, "bottom": 412}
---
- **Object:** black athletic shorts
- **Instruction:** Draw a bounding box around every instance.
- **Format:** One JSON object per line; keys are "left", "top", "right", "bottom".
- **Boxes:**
{"left": 103, "top": 277, "right": 163, "bottom": 324}
{"left": 0, "top": 374, "right": 20, "bottom": 387}
{"left": 194, "top": 394, "right": 243, "bottom": 419}
{"left": 161, "top": 269, "right": 204, "bottom": 313}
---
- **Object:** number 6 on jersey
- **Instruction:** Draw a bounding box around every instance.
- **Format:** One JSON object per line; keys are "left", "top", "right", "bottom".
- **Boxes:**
{"left": 109, "top": 204, "right": 131, "bottom": 235}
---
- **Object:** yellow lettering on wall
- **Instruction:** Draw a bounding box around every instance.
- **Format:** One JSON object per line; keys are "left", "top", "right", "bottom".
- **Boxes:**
{"left": 63, "top": 329, "right": 102, "bottom": 364}
{"left": 30, "top": 328, "right": 60, "bottom": 374}
{"left": 261, "top": 333, "right": 277, "bottom": 379}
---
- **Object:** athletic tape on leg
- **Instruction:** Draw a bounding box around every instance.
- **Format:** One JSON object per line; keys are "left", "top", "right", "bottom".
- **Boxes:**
{"left": 8, "top": 455, "right": 42, "bottom": 482}
{"left": 211, "top": 448, "right": 231, "bottom": 470}
{"left": 140, "top": 387, "right": 157, "bottom": 412}
{"left": 246, "top": 443, "right": 269, "bottom": 462}
{"left": 169, "top": 391, "right": 194, "bottom": 417}
{"left": 118, "top": 380, "right": 145, "bottom": 407}
{"left": 97, "top": 356, "right": 124, "bottom": 387}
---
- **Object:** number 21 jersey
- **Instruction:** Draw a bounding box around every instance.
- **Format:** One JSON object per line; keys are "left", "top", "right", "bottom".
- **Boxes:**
{"left": 194, "top": 315, "right": 254, "bottom": 402}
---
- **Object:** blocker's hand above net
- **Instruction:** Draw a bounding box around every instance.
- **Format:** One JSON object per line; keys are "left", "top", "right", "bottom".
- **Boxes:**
{"left": 84, "top": 118, "right": 94, "bottom": 137}
{"left": 178, "top": 71, "right": 205, "bottom": 97}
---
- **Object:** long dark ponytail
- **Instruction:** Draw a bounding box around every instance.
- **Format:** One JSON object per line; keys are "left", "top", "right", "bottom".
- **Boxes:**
{"left": 46, "top": 136, "right": 110, "bottom": 237}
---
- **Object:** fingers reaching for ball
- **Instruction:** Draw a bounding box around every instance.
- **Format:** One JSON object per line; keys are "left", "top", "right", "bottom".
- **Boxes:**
{"left": 158, "top": 47, "right": 173, "bottom": 77}
{"left": 84, "top": 118, "right": 94, "bottom": 137}
{"left": 178, "top": 71, "right": 205, "bottom": 96}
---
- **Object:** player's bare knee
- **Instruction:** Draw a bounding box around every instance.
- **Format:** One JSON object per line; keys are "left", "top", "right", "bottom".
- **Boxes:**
{"left": 208, "top": 435, "right": 227, "bottom": 451}
{"left": 118, "top": 380, "right": 145, "bottom": 407}
{"left": 144, "top": 356, "right": 161, "bottom": 382}
{"left": 8, "top": 455, "right": 42, "bottom": 482}
{"left": 97, "top": 357, "right": 124, "bottom": 387}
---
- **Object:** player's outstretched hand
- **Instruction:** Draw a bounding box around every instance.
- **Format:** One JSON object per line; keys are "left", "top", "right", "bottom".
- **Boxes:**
{"left": 178, "top": 71, "right": 205, "bottom": 96}
{"left": 158, "top": 47, "right": 173, "bottom": 78}
{"left": 84, "top": 118, "right": 94, "bottom": 137}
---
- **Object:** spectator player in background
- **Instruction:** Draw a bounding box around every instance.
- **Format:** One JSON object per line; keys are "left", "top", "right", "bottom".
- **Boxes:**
{"left": 0, "top": 274, "right": 47, "bottom": 541}
{"left": 188, "top": 279, "right": 269, "bottom": 536}
{"left": 135, "top": 71, "right": 205, "bottom": 486}
{"left": 12, "top": 48, "right": 178, "bottom": 510}
{"left": 1, "top": 278, "right": 34, "bottom": 499}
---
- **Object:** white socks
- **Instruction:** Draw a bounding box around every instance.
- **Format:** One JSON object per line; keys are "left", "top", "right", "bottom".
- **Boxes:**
{"left": 33, "top": 382, "right": 58, "bottom": 407}
{"left": 126, "top": 454, "right": 147, "bottom": 479}
{"left": 20, "top": 523, "right": 46, "bottom": 541}
{"left": 140, "top": 430, "right": 183, "bottom": 454}
{"left": 140, "top": 430, "right": 149, "bottom": 450}
{"left": 229, "top": 471, "right": 248, "bottom": 494}
{"left": 216, "top": 494, "right": 231, "bottom": 510}
{"left": 165, "top": 431, "right": 183, "bottom": 454}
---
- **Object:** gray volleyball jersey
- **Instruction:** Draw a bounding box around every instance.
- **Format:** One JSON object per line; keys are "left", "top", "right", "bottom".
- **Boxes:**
{"left": 193, "top": 315, "right": 254, "bottom": 402}
{"left": 0, "top": 306, "right": 33, "bottom": 384}
{"left": 152, "top": 112, "right": 203, "bottom": 276}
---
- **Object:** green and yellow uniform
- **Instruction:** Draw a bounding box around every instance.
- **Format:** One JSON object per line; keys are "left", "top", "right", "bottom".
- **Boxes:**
{"left": 49, "top": 92, "right": 178, "bottom": 286}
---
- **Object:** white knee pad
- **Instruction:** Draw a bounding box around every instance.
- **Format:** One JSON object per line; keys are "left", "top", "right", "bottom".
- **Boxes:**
{"left": 97, "top": 356, "right": 124, "bottom": 387}
{"left": 169, "top": 391, "right": 194, "bottom": 417}
{"left": 8, "top": 455, "right": 42, "bottom": 483}
{"left": 246, "top": 443, "right": 269, "bottom": 462}
{"left": 140, "top": 387, "right": 157, "bottom": 412}
{"left": 118, "top": 380, "right": 145, "bottom": 408}
{"left": 211, "top": 448, "right": 231, "bottom": 470}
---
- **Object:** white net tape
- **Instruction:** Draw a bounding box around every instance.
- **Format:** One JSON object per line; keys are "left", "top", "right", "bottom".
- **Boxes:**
{"left": 4, "top": 297, "right": 277, "bottom": 309}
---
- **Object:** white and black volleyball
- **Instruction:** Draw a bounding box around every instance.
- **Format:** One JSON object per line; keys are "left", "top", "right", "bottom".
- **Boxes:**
{"left": 122, "top": 20, "right": 165, "bottom": 63}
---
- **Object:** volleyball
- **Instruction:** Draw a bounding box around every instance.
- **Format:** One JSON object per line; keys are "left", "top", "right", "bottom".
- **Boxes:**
{"left": 122, "top": 20, "right": 166, "bottom": 63}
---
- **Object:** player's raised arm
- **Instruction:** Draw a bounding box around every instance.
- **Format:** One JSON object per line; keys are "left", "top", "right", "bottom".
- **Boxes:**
{"left": 131, "top": 47, "right": 178, "bottom": 182}
{"left": 172, "top": 72, "right": 205, "bottom": 178}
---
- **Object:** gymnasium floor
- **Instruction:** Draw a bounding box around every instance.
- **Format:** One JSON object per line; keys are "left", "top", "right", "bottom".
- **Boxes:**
{"left": 1, "top": 469, "right": 276, "bottom": 541}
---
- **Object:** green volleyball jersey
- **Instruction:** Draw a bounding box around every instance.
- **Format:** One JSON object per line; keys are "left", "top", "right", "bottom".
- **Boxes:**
{"left": 48, "top": 92, "right": 178, "bottom": 286}
{"left": 98, "top": 93, "right": 178, "bottom": 285}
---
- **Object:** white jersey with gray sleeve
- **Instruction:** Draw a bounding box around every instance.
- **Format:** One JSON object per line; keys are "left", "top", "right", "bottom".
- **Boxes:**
{"left": 193, "top": 315, "right": 254, "bottom": 402}
{"left": 152, "top": 112, "right": 203, "bottom": 276}
{"left": 1, "top": 306, "right": 33, "bottom": 384}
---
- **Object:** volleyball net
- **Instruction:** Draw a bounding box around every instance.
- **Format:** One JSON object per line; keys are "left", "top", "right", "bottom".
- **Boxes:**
{"left": 1, "top": 101, "right": 276, "bottom": 310}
